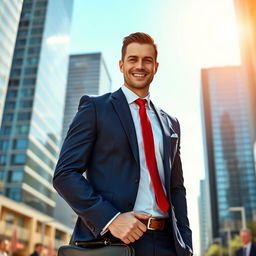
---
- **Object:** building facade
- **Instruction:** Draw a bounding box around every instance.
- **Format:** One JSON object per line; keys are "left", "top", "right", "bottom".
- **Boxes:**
{"left": 233, "top": 0, "right": 256, "bottom": 140}
{"left": 198, "top": 179, "right": 210, "bottom": 255}
{"left": 0, "top": 195, "right": 71, "bottom": 256}
{"left": 0, "top": 0, "right": 24, "bottom": 126}
{"left": 201, "top": 66, "right": 256, "bottom": 239}
{"left": 0, "top": 0, "right": 73, "bottom": 218}
{"left": 54, "top": 53, "right": 112, "bottom": 227}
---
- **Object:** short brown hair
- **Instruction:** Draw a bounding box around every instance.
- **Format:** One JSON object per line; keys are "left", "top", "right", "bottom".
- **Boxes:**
{"left": 121, "top": 32, "right": 158, "bottom": 61}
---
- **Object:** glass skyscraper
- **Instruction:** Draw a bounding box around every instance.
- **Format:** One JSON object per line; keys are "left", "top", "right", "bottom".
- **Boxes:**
{"left": 54, "top": 53, "right": 112, "bottom": 226}
{"left": 0, "top": 0, "right": 23, "bottom": 126}
{"left": 198, "top": 179, "right": 210, "bottom": 255}
{"left": 233, "top": 0, "right": 256, "bottom": 141}
{"left": 201, "top": 66, "right": 256, "bottom": 238}
{"left": 0, "top": 0, "right": 73, "bottom": 216}
{"left": 61, "top": 53, "right": 112, "bottom": 143}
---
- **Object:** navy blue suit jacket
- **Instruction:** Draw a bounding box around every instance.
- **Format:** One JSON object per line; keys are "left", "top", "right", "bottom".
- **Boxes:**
{"left": 53, "top": 88, "right": 193, "bottom": 256}
{"left": 236, "top": 244, "right": 256, "bottom": 256}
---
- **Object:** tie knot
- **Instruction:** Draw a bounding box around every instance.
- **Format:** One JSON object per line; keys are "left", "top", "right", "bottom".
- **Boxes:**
{"left": 135, "top": 98, "right": 147, "bottom": 108}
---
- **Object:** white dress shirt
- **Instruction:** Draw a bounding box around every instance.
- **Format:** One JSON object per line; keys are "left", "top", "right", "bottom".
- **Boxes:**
{"left": 121, "top": 85, "right": 168, "bottom": 217}
{"left": 243, "top": 242, "right": 252, "bottom": 256}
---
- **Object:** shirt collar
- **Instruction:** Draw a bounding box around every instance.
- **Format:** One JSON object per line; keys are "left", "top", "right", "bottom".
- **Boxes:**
{"left": 244, "top": 242, "right": 252, "bottom": 248}
{"left": 121, "top": 85, "right": 152, "bottom": 109}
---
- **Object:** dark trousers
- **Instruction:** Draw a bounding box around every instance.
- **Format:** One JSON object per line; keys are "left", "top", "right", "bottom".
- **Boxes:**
{"left": 107, "top": 229, "right": 176, "bottom": 256}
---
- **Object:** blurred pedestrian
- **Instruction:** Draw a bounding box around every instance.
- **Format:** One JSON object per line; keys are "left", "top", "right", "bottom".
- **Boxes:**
{"left": 236, "top": 229, "right": 256, "bottom": 256}
{"left": 0, "top": 238, "right": 10, "bottom": 256}
{"left": 30, "top": 243, "right": 43, "bottom": 256}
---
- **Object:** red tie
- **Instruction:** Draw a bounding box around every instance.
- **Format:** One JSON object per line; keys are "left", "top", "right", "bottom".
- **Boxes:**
{"left": 135, "top": 99, "right": 170, "bottom": 213}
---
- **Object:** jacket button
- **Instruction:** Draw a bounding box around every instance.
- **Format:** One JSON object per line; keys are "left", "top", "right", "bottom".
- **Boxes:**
{"left": 134, "top": 178, "right": 139, "bottom": 184}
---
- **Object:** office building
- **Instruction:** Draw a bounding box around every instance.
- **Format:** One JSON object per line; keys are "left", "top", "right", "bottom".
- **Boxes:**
{"left": 0, "top": 0, "right": 73, "bottom": 220}
{"left": 0, "top": 195, "right": 71, "bottom": 256}
{"left": 233, "top": 0, "right": 256, "bottom": 139}
{"left": 198, "top": 179, "right": 210, "bottom": 255}
{"left": 201, "top": 66, "right": 256, "bottom": 238}
{"left": 0, "top": 0, "right": 23, "bottom": 126}
{"left": 54, "top": 53, "right": 112, "bottom": 227}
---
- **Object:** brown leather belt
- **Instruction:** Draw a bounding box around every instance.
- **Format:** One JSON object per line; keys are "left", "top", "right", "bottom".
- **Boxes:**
{"left": 141, "top": 217, "right": 170, "bottom": 231}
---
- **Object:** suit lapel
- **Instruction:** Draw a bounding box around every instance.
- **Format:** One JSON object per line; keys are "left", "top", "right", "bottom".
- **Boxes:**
{"left": 150, "top": 102, "right": 177, "bottom": 198}
{"left": 111, "top": 89, "right": 140, "bottom": 166}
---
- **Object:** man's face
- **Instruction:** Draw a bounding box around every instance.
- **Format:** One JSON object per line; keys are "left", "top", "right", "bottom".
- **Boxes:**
{"left": 119, "top": 43, "right": 159, "bottom": 95}
{"left": 0, "top": 240, "right": 10, "bottom": 252}
{"left": 36, "top": 245, "right": 44, "bottom": 254}
{"left": 240, "top": 231, "right": 252, "bottom": 245}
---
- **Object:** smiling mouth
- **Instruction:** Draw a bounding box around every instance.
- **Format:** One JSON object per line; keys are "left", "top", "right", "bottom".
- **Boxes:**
{"left": 132, "top": 73, "right": 147, "bottom": 78}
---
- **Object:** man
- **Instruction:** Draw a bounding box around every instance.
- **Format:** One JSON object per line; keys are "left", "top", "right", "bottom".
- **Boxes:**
{"left": 53, "top": 32, "right": 193, "bottom": 256}
{"left": 236, "top": 229, "right": 256, "bottom": 256}
{"left": 30, "top": 243, "right": 44, "bottom": 256}
{"left": 0, "top": 238, "right": 9, "bottom": 256}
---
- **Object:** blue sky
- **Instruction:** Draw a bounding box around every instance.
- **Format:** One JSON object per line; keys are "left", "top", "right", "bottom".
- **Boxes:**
{"left": 69, "top": 0, "right": 241, "bottom": 254}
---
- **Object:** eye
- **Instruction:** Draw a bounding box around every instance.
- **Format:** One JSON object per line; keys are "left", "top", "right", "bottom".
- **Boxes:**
{"left": 128, "top": 58, "right": 136, "bottom": 62}
{"left": 145, "top": 58, "right": 153, "bottom": 63}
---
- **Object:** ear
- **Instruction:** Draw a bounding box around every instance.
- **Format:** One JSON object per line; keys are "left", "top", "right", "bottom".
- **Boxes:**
{"left": 119, "top": 60, "right": 124, "bottom": 73}
{"left": 154, "top": 62, "right": 159, "bottom": 74}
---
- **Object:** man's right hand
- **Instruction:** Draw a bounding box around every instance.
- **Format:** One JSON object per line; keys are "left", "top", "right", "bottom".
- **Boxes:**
{"left": 108, "top": 212, "right": 151, "bottom": 244}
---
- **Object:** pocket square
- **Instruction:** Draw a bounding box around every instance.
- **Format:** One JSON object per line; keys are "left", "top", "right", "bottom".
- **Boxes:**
{"left": 170, "top": 133, "right": 178, "bottom": 138}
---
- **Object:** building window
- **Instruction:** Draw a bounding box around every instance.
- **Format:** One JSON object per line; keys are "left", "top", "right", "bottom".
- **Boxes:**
{"left": 20, "top": 88, "right": 34, "bottom": 97}
{"left": 0, "top": 170, "right": 4, "bottom": 180}
{"left": 24, "top": 67, "right": 37, "bottom": 75}
{"left": 14, "top": 49, "right": 25, "bottom": 57}
{"left": 13, "top": 139, "right": 28, "bottom": 150}
{"left": 13, "top": 59, "right": 23, "bottom": 66}
{"left": 6, "top": 187, "right": 21, "bottom": 201}
{"left": 0, "top": 126, "right": 11, "bottom": 135}
{"left": 5, "top": 102, "right": 16, "bottom": 110}
{"left": 16, "top": 39, "right": 26, "bottom": 47}
{"left": 3, "top": 114, "right": 13, "bottom": 122}
{"left": 25, "top": 57, "right": 38, "bottom": 65}
{"left": 0, "top": 140, "right": 9, "bottom": 151}
{"left": 19, "top": 20, "right": 30, "bottom": 27}
{"left": 15, "top": 125, "right": 29, "bottom": 135}
{"left": 17, "top": 112, "right": 31, "bottom": 121}
{"left": 17, "top": 29, "right": 28, "bottom": 38}
{"left": 9, "top": 79, "right": 20, "bottom": 87}
{"left": 6, "top": 90, "right": 18, "bottom": 98}
{"left": 23, "top": 78, "right": 36, "bottom": 86}
{"left": 8, "top": 170, "right": 24, "bottom": 183}
{"left": 10, "top": 69, "right": 21, "bottom": 77}
{"left": 11, "top": 154, "right": 26, "bottom": 165}
{"left": 19, "top": 100, "right": 33, "bottom": 108}
{"left": 0, "top": 155, "right": 7, "bottom": 165}
{"left": 29, "top": 37, "right": 42, "bottom": 45}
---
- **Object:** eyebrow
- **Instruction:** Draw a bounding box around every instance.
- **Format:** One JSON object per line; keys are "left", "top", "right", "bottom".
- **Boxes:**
{"left": 127, "top": 56, "right": 153, "bottom": 59}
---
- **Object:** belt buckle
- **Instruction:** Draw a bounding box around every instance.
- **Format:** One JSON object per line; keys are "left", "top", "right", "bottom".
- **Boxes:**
{"left": 147, "top": 217, "right": 157, "bottom": 230}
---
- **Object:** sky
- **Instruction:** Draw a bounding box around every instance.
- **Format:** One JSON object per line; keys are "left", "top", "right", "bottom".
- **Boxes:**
{"left": 69, "top": 0, "right": 241, "bottom": 254}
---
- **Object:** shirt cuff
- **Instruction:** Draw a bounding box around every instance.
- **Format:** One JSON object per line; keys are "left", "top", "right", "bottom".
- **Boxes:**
{"left": 100, "top": 212, "right": 121, "bottom": 236}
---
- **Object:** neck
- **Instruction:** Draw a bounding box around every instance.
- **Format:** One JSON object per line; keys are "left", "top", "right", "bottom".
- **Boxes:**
{"left": 124, "top": 84, "right": 149, "bottom": 98}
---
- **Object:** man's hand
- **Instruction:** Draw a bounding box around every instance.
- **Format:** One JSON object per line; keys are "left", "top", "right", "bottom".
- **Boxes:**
{"left": 108, "top": 212, "right": 151, "bottom": 244}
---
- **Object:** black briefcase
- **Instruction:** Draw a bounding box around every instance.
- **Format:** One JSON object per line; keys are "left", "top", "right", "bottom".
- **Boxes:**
{"left": 58, "top": 238, "right": 135, "bottom": 256}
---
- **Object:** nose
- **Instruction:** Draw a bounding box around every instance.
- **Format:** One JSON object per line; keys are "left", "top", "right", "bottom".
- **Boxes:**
{"left": 136, "top": 59, "right": 144, "bottom": 69}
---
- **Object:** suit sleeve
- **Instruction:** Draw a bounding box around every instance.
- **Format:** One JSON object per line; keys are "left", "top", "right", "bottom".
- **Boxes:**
{"left": 53, "top": 95, "right": 119, "bottom": 238}
{"left": 170, "top": 118, "right": 193, "bottom": 253}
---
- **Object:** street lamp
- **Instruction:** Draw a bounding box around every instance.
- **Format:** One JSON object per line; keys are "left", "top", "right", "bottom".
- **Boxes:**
{"left": 212, "top": 237, "right": 223, "bottom": 256}
{"left": 220, "top": 228, "right": 232, "bottom": 256}
{"left": 228, "top": 207, "right": 247, "bottom": 229}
